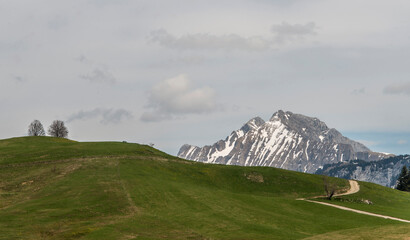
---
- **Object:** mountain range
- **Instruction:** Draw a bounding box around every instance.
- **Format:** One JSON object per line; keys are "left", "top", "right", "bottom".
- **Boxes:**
{"left": 316, "top": 155, "right": 410, "bottom": 188}
{"left": 178, "top": 110, "right": 390, "bottom": 174}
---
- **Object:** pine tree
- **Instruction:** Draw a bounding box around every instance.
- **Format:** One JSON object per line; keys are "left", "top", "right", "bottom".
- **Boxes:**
{"left": 396, "top": 166, "right": 409, "bottom": 191}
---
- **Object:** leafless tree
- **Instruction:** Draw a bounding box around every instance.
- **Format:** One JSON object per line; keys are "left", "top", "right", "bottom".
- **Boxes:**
{"left": 323, "top": 176, "right": 336, "bottom": 200}
{"left": 28, "top": 120, "right": 45, "bottom": 136}
{"left": 48, "top": 120, "right": 68, "bottom": 138}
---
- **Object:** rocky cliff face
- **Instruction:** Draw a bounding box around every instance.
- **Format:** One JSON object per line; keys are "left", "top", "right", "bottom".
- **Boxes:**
{"left": 178, "top": 110, "right": 390, "bottom": 173}
{"left": 316, "top": 155, "right": 410, "bottom": 187}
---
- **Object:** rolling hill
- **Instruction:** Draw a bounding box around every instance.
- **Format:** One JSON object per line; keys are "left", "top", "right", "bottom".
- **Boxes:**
{"left": 0, "top": 137, "right": 409, "bottom": 239}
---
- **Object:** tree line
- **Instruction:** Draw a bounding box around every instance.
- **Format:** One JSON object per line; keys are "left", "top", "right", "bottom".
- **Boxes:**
{"left": 28, "top": 120, "right": 68, "bottom": 138}
{"left": 396, "top": 166, "right": 410, "bottom": 192}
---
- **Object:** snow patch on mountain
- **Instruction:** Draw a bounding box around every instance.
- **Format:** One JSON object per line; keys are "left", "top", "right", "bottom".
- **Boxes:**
{"left": 178, "top": 110, "right": 391, "bottom": 173}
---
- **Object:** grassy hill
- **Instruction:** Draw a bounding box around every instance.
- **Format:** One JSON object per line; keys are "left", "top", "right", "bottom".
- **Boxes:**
{"left": 0, "top": 137, "right": 409, "bottom": 239}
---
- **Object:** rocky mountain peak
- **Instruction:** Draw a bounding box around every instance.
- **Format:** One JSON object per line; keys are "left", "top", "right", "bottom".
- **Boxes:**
{"left": 240, "top": 116, "right": 265, "bottom": 134}
{"left": 178, "top": 111, "right": 390, "bottom": 173}
{"left": 270, "top": 110, "right": 328, "bottom": 133}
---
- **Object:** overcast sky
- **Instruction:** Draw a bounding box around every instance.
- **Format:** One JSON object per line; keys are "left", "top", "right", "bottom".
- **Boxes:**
{"left": 1, "top": 0, "right": 410, "bottom": 155}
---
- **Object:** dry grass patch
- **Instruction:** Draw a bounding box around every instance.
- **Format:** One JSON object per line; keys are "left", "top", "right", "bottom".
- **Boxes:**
{"left": 244, "top": 172, "right": 264, "bottom": 183}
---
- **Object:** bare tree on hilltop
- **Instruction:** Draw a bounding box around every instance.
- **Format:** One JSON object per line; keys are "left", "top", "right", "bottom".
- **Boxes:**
{"left": 48, "top": 120, "right": 68, "bottom": 138}
{"left": 28, "top": 120, "right": 45, "bottom": 136}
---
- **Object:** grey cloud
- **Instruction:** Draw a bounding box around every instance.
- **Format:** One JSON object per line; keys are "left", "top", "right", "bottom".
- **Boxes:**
{"left": 149, "top": 29, "right": 272, "bottom": 51}
{"left": 88, "top": 0, "right": 130, "bottom": 7}
{"left": 384, "top": 82, "right": 410, "bottom": 95}
{"left": 271, "top": 22, "right": 317, "bottom": 44}
{"left": 351, "top": 88, "right": 365, "bottom": 95}
{"left": 48, "top": 15, "right": 68, "bottom": 30}
{"left": 12, "top": 75, "right": 27, "bottom": 83}
{"left": 150, "top": 22, "right": 316, "bottom": 51}
{"left": 140, "top": 112, "right": 172, "bottom": 123}
{"left": 80, "top": 67, "right": 116, "bottom": 84}
{"left": 67, "top": 108, "right": 133, "bottom": 124}
{"left": 77, "top": 56, "right": 116, "bottom": 84}
{"left": 75, "top": 55, "right": 91, "bottom": 63}
{"left": 141, "top": 74, "right": 218, "bottom": 122}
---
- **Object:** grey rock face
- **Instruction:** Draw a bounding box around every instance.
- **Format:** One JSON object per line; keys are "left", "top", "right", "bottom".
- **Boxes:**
{"left": 178, "top": 110, "right": 391, "bottom": 173}
{"left": 316, "top": 155, "right": 410, "bottom": 187}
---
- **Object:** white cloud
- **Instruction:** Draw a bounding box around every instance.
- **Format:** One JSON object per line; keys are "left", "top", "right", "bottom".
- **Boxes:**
{"left": 67, "top": 108, "right": 133, "bottom": 124}
{"left": 384, "top": 82, "right": 410, "bottom": 95}
{"left": 397, "top": 139, "right": 407, "bottom": 145}
{"left": 141, "top": 74, "right": 218, "bottom": 122}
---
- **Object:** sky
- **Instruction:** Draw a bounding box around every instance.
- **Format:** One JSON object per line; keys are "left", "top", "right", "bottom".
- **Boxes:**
{"left": 1, "top": 0, "right": 410, "bottom": 155}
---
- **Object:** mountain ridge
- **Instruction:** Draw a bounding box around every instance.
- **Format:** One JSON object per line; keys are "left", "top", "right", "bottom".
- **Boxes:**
{"left": 316, "top": 155, "right": 410, "bottom": 188}
{"left": 178, "top": 110, "right": 390, "bottom": 173}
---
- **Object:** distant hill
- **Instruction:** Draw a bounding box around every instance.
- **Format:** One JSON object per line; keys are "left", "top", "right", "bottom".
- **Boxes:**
{"left": 316, "top": 155, "right": 410, "bottom": 188}
{"left": 178, "top": 110, "right": 389, "bottom": 173}
{"left": 0, "top": 137, "right": 409, "bottom": 239}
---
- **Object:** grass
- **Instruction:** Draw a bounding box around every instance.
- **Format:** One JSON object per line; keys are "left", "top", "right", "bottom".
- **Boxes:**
{"left": 0, "top": 136, "right": 409, "bottom": 239}
{"left": 316, "top": 180, "right": 410, "bottom": 221}
{"left": 303, "top": 225, "right": 410, "bottom": 240}
{"left": 0, "top": 136, "right": 169, "bottom": 165}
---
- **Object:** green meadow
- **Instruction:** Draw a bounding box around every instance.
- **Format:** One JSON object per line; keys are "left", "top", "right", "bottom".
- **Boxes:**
{"left": 0, "top": 137, "right": 409, "bottom": 239}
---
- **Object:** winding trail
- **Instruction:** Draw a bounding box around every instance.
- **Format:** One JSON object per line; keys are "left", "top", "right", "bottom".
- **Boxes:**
{"left": 297, "top": 180, "right": 410, "bottom": 223}
{"left": 335, "top": 180, "right": 360, "bottom": 196}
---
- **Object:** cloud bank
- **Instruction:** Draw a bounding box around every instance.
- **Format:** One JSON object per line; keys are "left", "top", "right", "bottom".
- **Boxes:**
{"left": 141, "top": 74, "right": 217, "bottom": 122}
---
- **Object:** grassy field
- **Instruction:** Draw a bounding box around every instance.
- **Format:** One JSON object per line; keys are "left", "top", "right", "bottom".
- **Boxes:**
{"left": 316, "top": 180, "right": 410, "bottom": 221}
{"left": 0, "top": 137, "right": 409, "bottom": 239}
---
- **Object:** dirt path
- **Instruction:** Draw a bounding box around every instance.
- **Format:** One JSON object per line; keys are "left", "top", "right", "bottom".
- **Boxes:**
{"left": 304, "top": 199, "right": 410, "bottom": 223}
{"left": 334, "top": 180, "right": 360, "bottom": 196}
{"left": 298, "top": 180, "right": 410, "bottom": 223}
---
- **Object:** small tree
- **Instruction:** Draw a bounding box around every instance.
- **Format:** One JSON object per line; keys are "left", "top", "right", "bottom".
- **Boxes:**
{"left": 396, "top": 166, "right": 409, "bottom": 192}
{"left": 48, "top": 120, "right": 68, "bottom": 138}
{"left": 28, "top": 120, "right": 45, "bottom": 136}
{"left": 323, "top": 176, "right": 336, "bottom": 200}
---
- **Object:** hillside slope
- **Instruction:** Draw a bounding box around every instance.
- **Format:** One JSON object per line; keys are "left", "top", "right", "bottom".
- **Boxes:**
{"left": 0, "top": 137, "right": 408, "bottom": 239}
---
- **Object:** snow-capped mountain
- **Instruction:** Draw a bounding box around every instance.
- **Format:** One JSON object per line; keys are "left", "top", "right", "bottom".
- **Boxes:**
{"left": 178, "top": 110, "right": 390, "bottom": 173}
